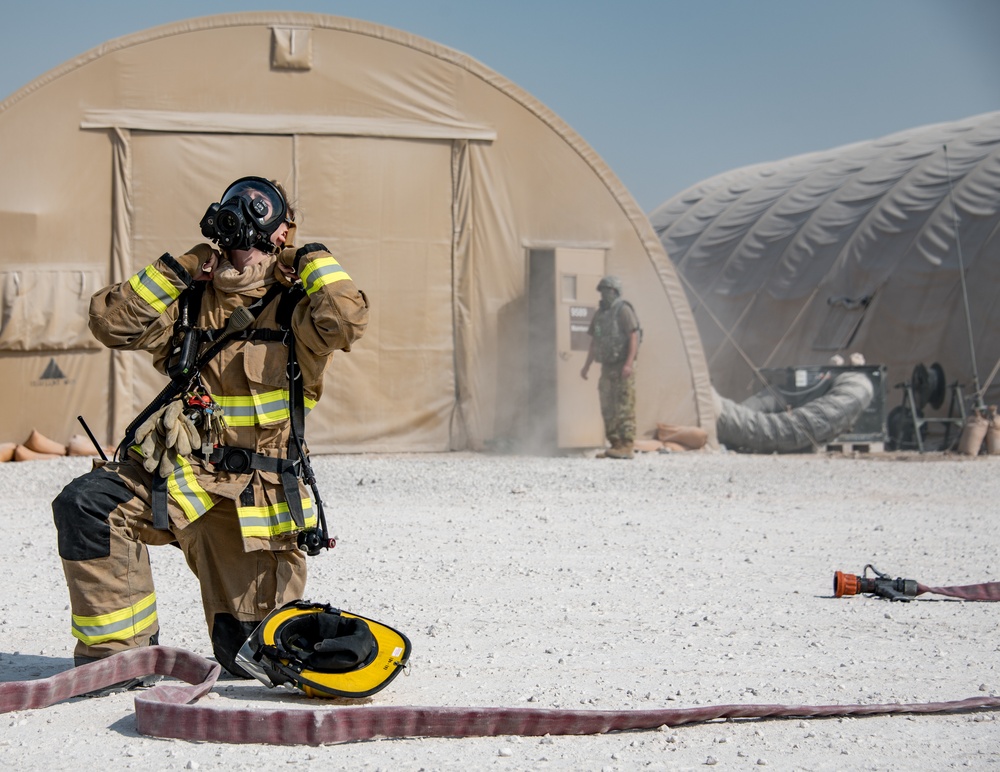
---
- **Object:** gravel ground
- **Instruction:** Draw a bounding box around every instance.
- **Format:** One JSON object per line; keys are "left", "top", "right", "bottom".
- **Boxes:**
{"left": 1, "top": 449, "right": 999, "bottom": 770}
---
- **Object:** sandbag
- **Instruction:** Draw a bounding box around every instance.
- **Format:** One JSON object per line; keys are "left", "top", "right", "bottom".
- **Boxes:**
{"left": 68, "top": 434, "right": 110, "bottom": 457}
{"left": 957, "top": 412, "right": 988, "bottom": 456}
{"left": 654, "top": 423, "right": 708, "bottom": 450}
{"left": 986, "top": 407, "right": 1000, "bottom": 456}
{"left": 23, "top": 429, "right": 66, "bottom": 456}
{"left": 14, "top": 445, "right": 63, "bottom": 461}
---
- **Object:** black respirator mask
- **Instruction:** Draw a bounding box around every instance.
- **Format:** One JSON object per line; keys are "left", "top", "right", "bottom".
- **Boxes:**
{"left": 200, "top": 177, "right": 288, "bottom": 254}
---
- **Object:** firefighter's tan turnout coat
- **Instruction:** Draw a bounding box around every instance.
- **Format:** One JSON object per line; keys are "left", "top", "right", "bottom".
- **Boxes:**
{"left": 53, "top": 244, "right": 368, "bottom": 673}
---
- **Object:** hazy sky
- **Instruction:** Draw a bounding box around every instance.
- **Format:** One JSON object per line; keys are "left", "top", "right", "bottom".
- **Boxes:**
{"left": 1, "top": 1, "right": 996, "bottom": 211}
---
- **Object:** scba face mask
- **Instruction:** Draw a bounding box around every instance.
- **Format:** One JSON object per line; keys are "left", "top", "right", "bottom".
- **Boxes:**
{"left": 200, "top": 177, "right": 289, "bottom": 253}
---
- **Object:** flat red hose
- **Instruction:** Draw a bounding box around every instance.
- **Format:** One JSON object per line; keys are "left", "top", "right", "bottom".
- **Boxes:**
{"left": 2, "top": 647, "right": 999, "bottom": 745}
{"left": 918, "top": 582, "right": 1000, "bottom": 601}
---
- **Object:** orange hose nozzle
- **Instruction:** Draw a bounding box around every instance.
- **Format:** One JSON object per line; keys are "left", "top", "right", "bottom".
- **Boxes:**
{"left": 834, "top": 570, "right": 860, "bottom": 597}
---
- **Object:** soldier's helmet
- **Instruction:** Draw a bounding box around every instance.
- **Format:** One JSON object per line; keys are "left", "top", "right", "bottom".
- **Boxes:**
{"left": 597, "top": 275, "right": 623, "bottom": 294}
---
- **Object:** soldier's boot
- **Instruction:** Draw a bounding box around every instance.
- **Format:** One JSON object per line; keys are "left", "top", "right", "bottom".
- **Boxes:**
{"left": 606, "top": 441, "right": 634, "bottom": 460}
{"left": 596, "top": 440, "right": 621, "bottom": 459}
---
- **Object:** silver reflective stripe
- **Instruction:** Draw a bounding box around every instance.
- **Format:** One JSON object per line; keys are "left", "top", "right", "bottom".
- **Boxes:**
{"left": 252, "top": 390, "right": 291, "bottom": 424}
{"left": 128, "top": 265, "right": 178, "bottom": 313}
{"left": 217, "top": 392, "right": 316, "bottom": 427}
{"left": 71, "top": 593, "right": 158, "bottom": 645}
{"left": 238, "top": 497, "right": 316, "bottom": 538}
{"left": 302, "top": 256, "right": 348, "bottom": 296}
{"left": 167, "top": 457, "right": 213, "bottom": 522}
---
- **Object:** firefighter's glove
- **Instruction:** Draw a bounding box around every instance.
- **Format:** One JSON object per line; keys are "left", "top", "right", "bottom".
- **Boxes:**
{"left": 274, "top": 224, "right": 300, "bottom": 287}
{"left": 185, "top": 243, "right": 218, "bottom": 264}
{"left": 135, "top": 401, "right": 202, "bottom": 478}
{"left": 182, "top": 243, "right": 221, "bottom": 282}
{"left": 135, "top": 407, "right": 167, "bottom": 475}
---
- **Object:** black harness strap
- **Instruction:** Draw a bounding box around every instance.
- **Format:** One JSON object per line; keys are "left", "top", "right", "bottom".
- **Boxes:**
{"left": 285, "top": 336, "right": 306, "bottom": 464}
{"left": 198, "top": 284, "right": 286, "bottom": 343}
{"left": 149, "top": 283, "right": 289, "bottom": 530}
{"left": 278, "top": 288, "right": 308, "bottom": 529}
{"left": 151, "top": 475, "right": 170, "bottom": 530}
{"left": 167, "top": 285, "right": 310, "bottom": 531}
{"left": 208, "top": 446, "right": 304, "bottom": 529}
{"left": 275, "top": 287, "right": 308, "bottom": 465}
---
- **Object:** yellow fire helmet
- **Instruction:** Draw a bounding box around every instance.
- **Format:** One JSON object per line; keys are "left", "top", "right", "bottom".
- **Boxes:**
{"left": 235, "top": 600, "right": 411, "bottom": 699}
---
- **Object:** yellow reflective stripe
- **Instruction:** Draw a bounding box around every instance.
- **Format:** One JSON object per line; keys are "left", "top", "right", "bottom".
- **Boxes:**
{"left": 216, "top": 390, "right": 314, "bottom": 426}
{"left": 214, "top": 394, "right": 256, "bottom": 427}
{"left": 301, "top": 255, "right": 350, "bottom": 296}
{"left": 131, "top": 446, "right": 212, "bottom": 521}
{"left": 215, "top": 394, "right": 255, "bottom": 407}
{"left": 224, "top": 389, "right": 290, "bottom": 424}
{"left": 253, "top": 389, "right": 291, "bottom": 424}
{"left": 237, "top": 497, "right": 317, "bottom": 538}
{"left": 166, "top": 455, "right": 213, "bottom": 522}
{"left": 128, "top": 265, "right": 180, "bottom": 313}
{"left": 71, "top": 593, "right": 157, "bottom": 645}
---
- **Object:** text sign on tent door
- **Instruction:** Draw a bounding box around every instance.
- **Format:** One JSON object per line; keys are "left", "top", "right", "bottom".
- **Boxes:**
{"left": 569, "top": 305, "right": 595, "bottom": 351}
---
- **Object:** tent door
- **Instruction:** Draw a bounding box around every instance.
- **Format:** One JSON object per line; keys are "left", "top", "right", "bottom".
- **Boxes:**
{"left": 120, "top": 133, "right": 298, "bottom": 431}
{"left": 527, "top": 247, "right": 606, "bottom": 451}
{"left": 118, "top": 131, "right": 456, "bottom": 452}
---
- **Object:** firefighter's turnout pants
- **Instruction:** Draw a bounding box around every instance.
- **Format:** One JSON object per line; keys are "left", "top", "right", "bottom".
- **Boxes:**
{"left": 53, "top": 459, "right": 306, "bottom": 677}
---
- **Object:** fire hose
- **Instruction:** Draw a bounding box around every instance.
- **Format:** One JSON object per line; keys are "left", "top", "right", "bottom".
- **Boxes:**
{"left": 834, "top": 565, "right": 1000, "bottom": 602}
{"left": 2, "top": 646, "right": 999, "bottom": 745}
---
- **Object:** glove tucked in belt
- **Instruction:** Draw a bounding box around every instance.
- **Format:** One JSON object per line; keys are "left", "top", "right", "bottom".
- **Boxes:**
{"left": 134, "top": 400, "right": 202, "bottom": 478}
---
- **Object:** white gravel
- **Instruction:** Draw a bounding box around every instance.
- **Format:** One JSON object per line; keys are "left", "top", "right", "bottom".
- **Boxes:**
{"left": 1, "top": 449, "right": 999, "bottom": 770}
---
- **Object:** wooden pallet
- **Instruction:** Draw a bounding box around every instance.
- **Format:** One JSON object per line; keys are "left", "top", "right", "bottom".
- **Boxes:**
{"left": 823, "top": 441, "right": 885, "bottom": 455}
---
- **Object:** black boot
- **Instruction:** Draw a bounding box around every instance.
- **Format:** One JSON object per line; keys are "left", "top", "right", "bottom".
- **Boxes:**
{"left": 74, "top": 633, "right": 161, "bottom": 698}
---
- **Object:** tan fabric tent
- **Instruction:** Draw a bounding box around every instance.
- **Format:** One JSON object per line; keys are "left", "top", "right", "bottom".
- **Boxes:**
{"left": 0, "top": 12, "right": 713, "bottom": 454}
{"left": 650, "top": 111, "right": 1000, "bottom": 419}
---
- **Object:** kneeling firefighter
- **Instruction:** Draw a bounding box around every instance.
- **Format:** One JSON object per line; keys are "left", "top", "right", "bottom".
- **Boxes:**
{"left": 53, "top": 176, "right": 372, "bottom": 682}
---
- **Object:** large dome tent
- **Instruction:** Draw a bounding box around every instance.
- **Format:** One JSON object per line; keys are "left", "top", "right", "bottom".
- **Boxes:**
{"left": 0, "top": 12, "right": 714, "bottom": 454}
{"left": 650, "top": 111, "right": 1000, "bottom": 434}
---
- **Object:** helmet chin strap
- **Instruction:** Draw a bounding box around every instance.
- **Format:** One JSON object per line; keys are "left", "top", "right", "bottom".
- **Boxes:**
{"left": 255, "top": 234, "right": 280, "bottom": 255}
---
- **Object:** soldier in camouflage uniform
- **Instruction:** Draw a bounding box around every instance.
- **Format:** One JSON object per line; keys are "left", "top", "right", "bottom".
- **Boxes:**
{"left": 580, "top": 275, "right": 640, "bottom": 459}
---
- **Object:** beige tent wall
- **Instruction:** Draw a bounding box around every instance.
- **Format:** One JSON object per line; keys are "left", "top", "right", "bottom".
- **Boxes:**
{"left": 0, "top": 13, "right": 714, "bottom": 452}
{"left": 0, "top": 62, "right": 116, "bottom": 445}
{"left": 300, "top": 135, "right": 457, "bottom": 451}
